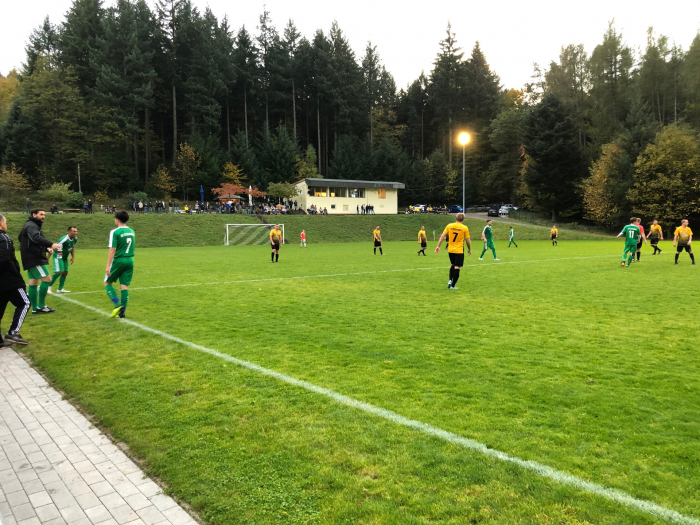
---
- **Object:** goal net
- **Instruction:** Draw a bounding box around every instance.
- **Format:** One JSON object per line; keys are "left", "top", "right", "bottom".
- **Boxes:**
{"left": 225, "top": 224, "right": 285, "bottom": 246}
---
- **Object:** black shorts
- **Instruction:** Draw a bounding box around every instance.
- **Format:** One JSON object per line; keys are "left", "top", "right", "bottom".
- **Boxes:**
{"left": 374, "top": 240, "right": 381, "bottom": 247}
{"left": 271, "top": 242, "right": 280, "bottom": 251}
{"left": 551, "top": 234, "right": 557, "bottom": 240}
{"left": 649, "top": 237, "right": 659, "bottom": 245}
{"left": 637, "top": 240, "right": 643, "bottom": 249}
{"left": 449, "top": 252, "right": 465, "bottom": 267}
{"left": 677, "top": 244, "right": 692, "bottom": 253}
{"left": 421, "top": 241, "right": 427, "bottom": 248}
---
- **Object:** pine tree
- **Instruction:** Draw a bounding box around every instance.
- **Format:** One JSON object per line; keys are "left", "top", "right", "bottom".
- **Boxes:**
{"left": 523, "top": 94, "right": 583, "bottom": 220}
{"left": 58, "top": 0, "right": 105, "bottom": 93}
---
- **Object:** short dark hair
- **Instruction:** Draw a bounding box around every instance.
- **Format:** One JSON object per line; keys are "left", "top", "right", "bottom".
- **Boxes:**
{"left": 67, "top": 226, "right": 77, "bottom": 231}
{"left": 115, "top": 210, "right": 129, "bottom": 223}
{"left": 30, "top": 208, "right": 45, "bottom": 216}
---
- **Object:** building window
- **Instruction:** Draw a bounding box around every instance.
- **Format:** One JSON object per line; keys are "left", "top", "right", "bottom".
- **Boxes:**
{"left": 348, "top": 188, "right": 365, "bottom": 198}
{"left": 343, "top": 205, "right": 349, "bottom": 211}
{"left": 329, "top": 187, "right": 346, "bottom": 198}
{"left": 309, "top": 186, "right": 327, "bottom": 197}
{"left": 378, "top": 189, "right": 386, "bottom": 199}
{"left": 331, "top": 204, "right": 336, "bottom": 209}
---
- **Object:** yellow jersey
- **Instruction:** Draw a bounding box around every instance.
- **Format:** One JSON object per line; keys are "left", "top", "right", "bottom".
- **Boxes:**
{"left": 418, "top": 230, "right": 427, "bottom": 242}
{"left": 443, "top": 223, "right": 470, "bottom": 253}
{"left": 675, "top": 226, "right": 693, "bottom": 244}
{"left": 649, "top": 224, "right": 662, "bottom": 238}
{"left": 373, "top": 229, "right": 381, "bottom": 240}
{"left": 270, "top": 229, "right": 283, "bottom": 242}
{"left": 551, "top": 228, "right": 558, "bottom": 236}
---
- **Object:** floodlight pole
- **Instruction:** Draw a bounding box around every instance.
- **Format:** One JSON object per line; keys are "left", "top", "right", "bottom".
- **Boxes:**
{"left": 462, "top": 145, "right": 465, "bottom": 212}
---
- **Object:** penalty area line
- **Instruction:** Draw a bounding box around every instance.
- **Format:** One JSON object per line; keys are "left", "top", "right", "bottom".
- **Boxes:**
{"left": 69, "top": 254, "right": 622, "bottom": 295}
{"left": 54, "top": 293, "right": 698, "bottom": 525}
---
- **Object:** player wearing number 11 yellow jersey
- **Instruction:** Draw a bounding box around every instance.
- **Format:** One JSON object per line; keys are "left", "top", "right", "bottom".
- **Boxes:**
{"left": 105, "top": 211, "right": 135, "bottom": 318}
{"left": 435, "top": 213, "right": 471, "bottom": 289}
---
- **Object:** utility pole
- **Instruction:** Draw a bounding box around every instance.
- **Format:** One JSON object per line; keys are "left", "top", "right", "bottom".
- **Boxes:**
{"left": 78, "top": 164, "right": 81, "bottom": 193}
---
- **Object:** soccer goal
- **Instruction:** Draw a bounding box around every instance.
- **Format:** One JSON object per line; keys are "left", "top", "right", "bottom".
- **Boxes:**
{"left": 225, "top": 224, "right": 285, "bottom": 246}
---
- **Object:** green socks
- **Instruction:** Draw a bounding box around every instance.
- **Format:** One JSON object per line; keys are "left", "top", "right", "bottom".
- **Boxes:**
{"left": 105, "top": 284, "right": 120, "bottom": 306}
{"left": 59, "top": 274, "right": 67, "bottom": 290}
{"left": 120, "top": 289, "right": 129, "bottom": 310}
{"left": 492, "top": 249, "right": 497, "bottom": 259}
{"left": 28, "top": 285, "right": 38, "bottom": 311}
{"left": 50, "top": 273, "right": 61, "bottom": 286}
{"left": 38, "top": 281, "right": 50, "bottom": 308}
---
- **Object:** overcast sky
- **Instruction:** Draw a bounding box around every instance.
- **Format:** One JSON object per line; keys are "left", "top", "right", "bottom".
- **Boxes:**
{"left": 2, "top": 0, "right": 699, "bottom": 90}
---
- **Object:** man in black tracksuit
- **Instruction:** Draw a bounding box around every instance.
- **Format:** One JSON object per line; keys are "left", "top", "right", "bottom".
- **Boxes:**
{"left": 0, "top": 214, "right": 32, "bottom": 346}
{"left": 18, "top": 209, "right": 61, "bottom": 314}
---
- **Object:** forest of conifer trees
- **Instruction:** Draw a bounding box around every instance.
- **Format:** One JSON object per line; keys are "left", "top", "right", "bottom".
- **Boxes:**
{"left": 0, "top": 0, "right": 699, "bottom": 226}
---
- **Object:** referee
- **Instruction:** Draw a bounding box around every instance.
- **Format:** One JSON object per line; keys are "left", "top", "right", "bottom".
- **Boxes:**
{"left": 0, "top": 214, "right": 31, "bottom": 346}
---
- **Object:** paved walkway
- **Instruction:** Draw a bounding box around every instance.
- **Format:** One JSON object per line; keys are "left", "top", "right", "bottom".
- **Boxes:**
{"left": 0, "top": 348, "right": 198, "bottom": 525}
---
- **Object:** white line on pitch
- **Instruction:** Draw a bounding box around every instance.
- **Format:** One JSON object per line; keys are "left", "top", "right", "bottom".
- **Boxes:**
{"left": 53, "top": 293, "right": 697, "bottom": 525}
{"left": 69, "top": 254, "right": 623, "bottom": 295}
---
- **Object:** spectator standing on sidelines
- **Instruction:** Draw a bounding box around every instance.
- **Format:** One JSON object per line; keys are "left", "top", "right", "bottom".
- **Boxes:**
{"left": 195, "top": 201, "right": 200, "bottom": 214}
{"left": 18, "top": 210, "right": 62, "bottom": 314}
{"left": 138, "top": 201, "right": 143, "bottom": 213}
{"left": 169, "top": 200, "right": 173, "bottom": 214}
{"left": 88, "top": 199, "right": 93, "bottom": 213}
{"left": 0, "top": 214, "right": 31, "bottom": 346}
{"left": 83, "top": 201, "right": 88, "bottom": 214}
{"left": 25, "top": 198, "right": 31, "bottom": 214}
{"left": 175, "top": 200, "right": 179, "bottom": 213}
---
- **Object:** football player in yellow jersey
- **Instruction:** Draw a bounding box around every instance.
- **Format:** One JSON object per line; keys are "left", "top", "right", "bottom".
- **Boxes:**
{"left": 373, "top": 226, "right": 383, "bottom": 255}
{"left": 648, "top": 219, "right": 663, "bottom": 255}
{"left": 417, "top": 226, "right": 427, "bottom": 256}
{"left": 673, "top": 219, "right": 695, "bottom": 265}
{"left": 435, "top": 213, "right": 471, "bottom": 289}
{"left": 270, "top": 224, "right": 283, "bottom": 263}
{"left": 550, "top": 225, "right": 558, "bottom": 246}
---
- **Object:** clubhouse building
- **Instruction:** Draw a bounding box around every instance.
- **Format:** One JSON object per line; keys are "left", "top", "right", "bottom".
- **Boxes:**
{"left": 293, "top": 178, "right": 405, "bottom": 215}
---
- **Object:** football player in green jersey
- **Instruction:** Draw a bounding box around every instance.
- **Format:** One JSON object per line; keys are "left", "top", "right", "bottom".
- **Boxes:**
{"left": 104, "top": 211, "right": 135, "bottom": 318}
{"left": 508, "top": 226, "right": 517, "bottom": 248}
{"left": 617, "top": 218, "right": 641, "bottom": 267}
{"left": 48, "top": 226, "right": 78, "bottom": 294}
{"left": 479, "top": 220, "right": 499, "bottom": 261}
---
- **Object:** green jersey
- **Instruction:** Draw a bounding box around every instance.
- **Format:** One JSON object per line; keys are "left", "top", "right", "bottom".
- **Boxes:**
{"left": 620, "top": 224, "right": 640, "bottom": 245}
{"left": 56, "top": 235, "right": 78, "bottom": 260}
{"left": 509, "top": 229, "right": 514, "bottom": 239}
{"left": 109, "top": 226, "right": 135, "bottom": 258}
{"left": 483, "top": 225, "right": 493, "bottom": 241}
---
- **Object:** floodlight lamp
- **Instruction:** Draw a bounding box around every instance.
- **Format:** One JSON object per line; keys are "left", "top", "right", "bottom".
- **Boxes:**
{"left": 458, "top": 132, "right": 470, "bottom": 145}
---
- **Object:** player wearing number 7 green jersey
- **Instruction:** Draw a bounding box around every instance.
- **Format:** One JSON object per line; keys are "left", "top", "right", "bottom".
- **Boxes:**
{"left": 104, "top": 211, "right": 135, "bottom": 318}
{"left": 617, "top": 218, "right": 640, "bottom": 268}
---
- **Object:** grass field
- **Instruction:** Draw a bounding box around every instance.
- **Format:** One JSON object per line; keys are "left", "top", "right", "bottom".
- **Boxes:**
{"left": 15, "top": 236, "right": 700, "bottom": 524}
{"left": 3, "top": 213, "right": 607, "bottom": 248}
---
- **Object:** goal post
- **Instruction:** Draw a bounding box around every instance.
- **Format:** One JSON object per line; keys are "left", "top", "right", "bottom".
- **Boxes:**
{"left": 225, "top": 224, "right": 285, "bottom": 246}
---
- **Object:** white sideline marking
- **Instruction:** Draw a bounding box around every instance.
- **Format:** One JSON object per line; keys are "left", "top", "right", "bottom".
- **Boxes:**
{"left": 54, "top": 293, "right": 698, "bottom": 525}
{"left": 69, "top": 254, "right": 622, "bottom": 295}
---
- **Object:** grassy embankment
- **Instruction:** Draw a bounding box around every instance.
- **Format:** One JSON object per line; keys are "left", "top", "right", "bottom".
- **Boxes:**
{"left": 4, "top": 213, "right": 610, "bottom": 248}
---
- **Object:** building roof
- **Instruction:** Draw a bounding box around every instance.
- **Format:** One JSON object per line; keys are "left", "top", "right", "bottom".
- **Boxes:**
{"left": 294, "top": 178, "right": 405, "bottom": 190}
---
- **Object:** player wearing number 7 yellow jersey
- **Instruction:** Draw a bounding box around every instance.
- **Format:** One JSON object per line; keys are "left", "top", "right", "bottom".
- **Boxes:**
{"left": 104, "top": 211, "right": 135, "bottom": 318}
{"left": 435, "top": 213, "right": 471, "bottom": 289}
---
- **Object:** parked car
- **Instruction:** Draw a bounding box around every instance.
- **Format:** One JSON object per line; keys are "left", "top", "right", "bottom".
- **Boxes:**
{"left": 449, "top": 205, "right": 463, "bottom": 213}
{"left": 487, "top": 206, "right": 500, "bottom": 217}
{"left": 410, "top": 204, "right": 427, "bottom": 213}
